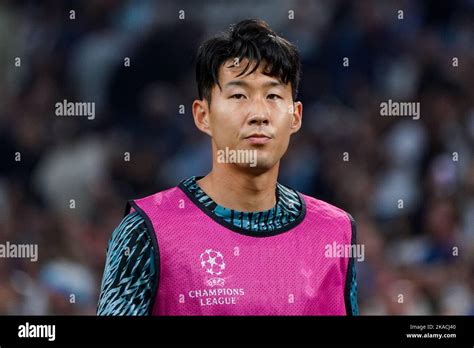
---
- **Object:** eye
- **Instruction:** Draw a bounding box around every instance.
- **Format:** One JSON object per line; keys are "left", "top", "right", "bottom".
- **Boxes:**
{"left": 230, "top": 94, "right": 246, "bottom": 100}
{"left": 267, "top": 94, "right": 282, "bottom": 100}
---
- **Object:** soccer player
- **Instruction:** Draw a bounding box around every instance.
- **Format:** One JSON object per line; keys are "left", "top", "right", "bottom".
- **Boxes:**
{"left": 97, "top": 19, "right": 358, "bottom": 316}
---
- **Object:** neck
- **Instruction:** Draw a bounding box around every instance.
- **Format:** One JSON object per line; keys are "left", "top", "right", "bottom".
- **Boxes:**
{"left": 197, "top": 163, "right": 279, "bottom": 213}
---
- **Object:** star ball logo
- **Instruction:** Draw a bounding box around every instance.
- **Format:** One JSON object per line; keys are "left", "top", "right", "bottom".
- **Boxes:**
{"left": 200, "top": 249, "right": 226, "bottom": 287}
{"left": 187, "top": 248, "right": 245, "bottom": 307}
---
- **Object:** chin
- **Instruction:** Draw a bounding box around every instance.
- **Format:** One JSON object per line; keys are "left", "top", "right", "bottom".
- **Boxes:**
{"left": 238, "top": 158, "right": 276, "bottom": 173}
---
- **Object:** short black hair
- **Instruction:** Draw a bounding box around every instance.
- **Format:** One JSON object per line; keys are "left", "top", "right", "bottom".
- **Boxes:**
{"left": 195, "top": 19, "right": 301, "bottom": 105}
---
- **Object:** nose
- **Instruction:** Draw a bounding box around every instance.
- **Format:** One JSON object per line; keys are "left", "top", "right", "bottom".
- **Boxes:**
{"left": 248, "top": 113, "right": 269, "bottom": 126}
{"left": 247, "top": 99, "right": 270, "bottom": 126}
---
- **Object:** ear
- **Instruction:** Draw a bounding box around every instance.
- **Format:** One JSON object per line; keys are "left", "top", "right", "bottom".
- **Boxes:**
{"left": 289, "top": 101, "right": 302, "bottom": 134}
{"left": 192, "top": 99, "right": 212, "bottom": 137}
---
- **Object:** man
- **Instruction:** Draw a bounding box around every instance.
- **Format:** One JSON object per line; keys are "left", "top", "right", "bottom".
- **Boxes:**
{"left": 97, "top": 19, "right": 358, "bottom": 315}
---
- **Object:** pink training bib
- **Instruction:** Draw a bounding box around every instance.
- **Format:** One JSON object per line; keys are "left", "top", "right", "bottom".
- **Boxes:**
{"left": 128, "top": 184, "right": 355, "bottom": 316}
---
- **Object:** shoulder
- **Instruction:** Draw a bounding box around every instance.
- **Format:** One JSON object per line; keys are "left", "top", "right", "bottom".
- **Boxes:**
{"left": 107, "top": 211, "right": 150, "bottom": 252}
{"left": 131, "top": 186, "right": 184, "bottom": 208}
{"left": 298, "top": 193, "right": 356, "bottom": 234}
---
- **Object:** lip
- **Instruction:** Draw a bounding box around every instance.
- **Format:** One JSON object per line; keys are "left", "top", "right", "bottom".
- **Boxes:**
{"left": 245, "top": 134, "right": 272, "bottom": 145}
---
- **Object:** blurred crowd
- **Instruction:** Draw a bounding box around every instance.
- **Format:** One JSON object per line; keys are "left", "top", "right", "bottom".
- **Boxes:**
{"left": 0, "top": 0, "right": 473, "bottom": 315}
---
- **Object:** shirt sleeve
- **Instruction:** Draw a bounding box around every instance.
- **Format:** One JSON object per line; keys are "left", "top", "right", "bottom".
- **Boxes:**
{"left": 97, "top": 211, "right": 156, "bottom": 315}
{"left": 348, "top": 262, "right": 359, "bottom": 315}
{"left": 345, "top": 214, "right": 359, "bottom": 316}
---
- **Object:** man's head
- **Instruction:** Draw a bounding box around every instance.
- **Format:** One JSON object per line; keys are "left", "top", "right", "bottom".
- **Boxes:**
{"left": 192, "top": 19, "right": 302, "bottom": 174}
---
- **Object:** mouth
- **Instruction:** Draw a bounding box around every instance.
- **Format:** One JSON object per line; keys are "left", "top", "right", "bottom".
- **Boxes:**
{"left": 244, "top": 133, "right": 272, "bottom": 145}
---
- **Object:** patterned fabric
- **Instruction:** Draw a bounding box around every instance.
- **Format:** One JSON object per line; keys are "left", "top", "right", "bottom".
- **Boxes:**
{"left": 97, "top": 176, "right": 358, "bottom": 315}
{"left": 181, "top": 176, "right": 302, "bottom": 231}
{"left": 349, "top": 263, "right": 359, "bottom": 315}
{"left": 97, "top": 212, "right": 155, "bottom": 315}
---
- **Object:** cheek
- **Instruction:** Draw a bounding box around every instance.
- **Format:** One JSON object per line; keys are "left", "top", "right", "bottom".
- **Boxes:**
{"left": 274, "top": 112, "right": 292, "bottom": 152}
{"left": 274, "top": 108, "right": 293, "bottom": 136}
{"left": 210, "top": 104, "right": 242, "bottom": 144}
{"left": 276, "top": 132, "right": 291, "bottom": 155}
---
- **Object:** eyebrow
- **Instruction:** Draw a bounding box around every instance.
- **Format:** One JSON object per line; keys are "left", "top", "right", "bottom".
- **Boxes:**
{"left": 223, "top": 80, "right": 284, "bottom": 90}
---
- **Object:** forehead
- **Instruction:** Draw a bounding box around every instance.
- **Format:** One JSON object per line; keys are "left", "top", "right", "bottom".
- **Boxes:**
{"left": 218, "top": 58, "right": 285, "bottom": 86}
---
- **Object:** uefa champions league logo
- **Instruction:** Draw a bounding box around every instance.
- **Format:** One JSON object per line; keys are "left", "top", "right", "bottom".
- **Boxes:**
{"left": 190, "top": 249, "right": 244, "bottom": 305}
{"left": 200, "top": 249, "right": 226, "bottom": 287}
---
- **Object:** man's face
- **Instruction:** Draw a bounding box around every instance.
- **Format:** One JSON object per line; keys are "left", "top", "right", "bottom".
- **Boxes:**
{"left": 193, "top": 59, "right": 302, "bottom": 173}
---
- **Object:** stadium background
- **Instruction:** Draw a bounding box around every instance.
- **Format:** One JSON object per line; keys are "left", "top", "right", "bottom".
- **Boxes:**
{"left": 0, "top": 0, "right": 473, "bottom": 315}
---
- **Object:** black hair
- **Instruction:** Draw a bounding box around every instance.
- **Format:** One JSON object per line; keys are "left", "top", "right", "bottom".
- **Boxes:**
{"left": 195, "top": 19, "right": 301, "bottom": 105}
